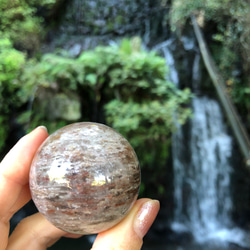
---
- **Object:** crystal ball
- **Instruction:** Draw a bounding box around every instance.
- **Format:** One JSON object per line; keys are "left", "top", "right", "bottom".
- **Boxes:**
{"left": 29, "top": 122, "right": 140, "bottom": 235}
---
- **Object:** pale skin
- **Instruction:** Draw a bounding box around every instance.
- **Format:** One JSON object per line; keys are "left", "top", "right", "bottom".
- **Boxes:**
{"left": 0, "top": 126, "right": 160, "bottom": 250}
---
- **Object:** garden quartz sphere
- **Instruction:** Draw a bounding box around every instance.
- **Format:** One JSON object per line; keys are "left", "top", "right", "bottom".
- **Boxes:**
{"left": 29, "top": 122, "right": 140, "bottom": 235}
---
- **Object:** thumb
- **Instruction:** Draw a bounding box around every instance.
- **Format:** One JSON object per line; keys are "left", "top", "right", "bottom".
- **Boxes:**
{"left": 91, "top": 198, "right": 160, "bottom": 250}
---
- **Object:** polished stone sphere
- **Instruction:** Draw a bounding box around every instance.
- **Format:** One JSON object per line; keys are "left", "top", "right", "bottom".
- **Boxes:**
{"left": 29, "top": 122, "right": 140, "bottom": 234}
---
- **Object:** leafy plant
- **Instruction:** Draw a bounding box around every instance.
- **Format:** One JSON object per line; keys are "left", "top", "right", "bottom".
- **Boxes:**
{"left": 18, "top": 38, "right": 192, "bottom": 196}
{"left": 170, "top": 0, "right": 250, "bottom": 131}
{"left": 0, "top": 0, "right": 57, "bottom": 52}
{"left": 0, "top": 36, "right": 26, "bottom": 151}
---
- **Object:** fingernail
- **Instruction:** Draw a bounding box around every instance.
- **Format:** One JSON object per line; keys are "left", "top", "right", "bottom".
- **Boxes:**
{"left": 32, "top": 126, "right": 48, "bottom": 133}
{"left": 134, "top": 200, "right": 160, "bottom": 239}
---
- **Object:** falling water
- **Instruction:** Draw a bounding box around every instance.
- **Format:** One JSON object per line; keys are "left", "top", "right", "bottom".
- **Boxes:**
{"left": 152, "top": 39, "right": 249, "bottom": 246}
{"left": 170, "top": 47, "right": 234, "bottom": 239}
{"left": 153, "top": 39, "right": 179, "bottom": 86}
{"left": 172, "top": 97, "right": 233, "bottom": 240}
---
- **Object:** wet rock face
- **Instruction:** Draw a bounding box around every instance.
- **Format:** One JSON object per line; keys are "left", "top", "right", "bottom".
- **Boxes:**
{"left": 46, "top": 0, "right": 167, "bottom": 53}
{"left": 59, "top": 0, "right": 153, "bottom": 36}
{"left": 29, "top": 122, "right": 140, "bottom": 234}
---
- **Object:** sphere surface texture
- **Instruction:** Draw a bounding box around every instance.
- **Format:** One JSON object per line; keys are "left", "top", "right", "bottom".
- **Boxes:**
{"left": 29, "top": 122, "right": 140, "bottom": 234}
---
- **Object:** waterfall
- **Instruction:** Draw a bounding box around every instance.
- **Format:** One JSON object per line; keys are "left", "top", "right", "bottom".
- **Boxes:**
{"left": 170, "top": 49, "right": 234, "bottom": 240}
{"left": 171, "top": 51, "right": 234, "bottom": 238}
{"left": 153, "top": 39, "right": 178, "bottom": 85}
{"left": 172, "top": 97, "right": 233, "bottom": 239}
{"left": 153, "top": 39, "right": 249, "bottom": 246}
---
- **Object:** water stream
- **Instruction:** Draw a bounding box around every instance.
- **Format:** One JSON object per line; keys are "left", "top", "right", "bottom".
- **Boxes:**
{"left": 172, "top": 97, "right": 233, "bottom": 239}
{"left": 154, "top": 39, "right": 249, "bottom": 249}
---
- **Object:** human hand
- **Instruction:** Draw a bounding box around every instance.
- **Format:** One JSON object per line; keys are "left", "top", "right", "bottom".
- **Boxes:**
{"left": 0, "top": 126, "right": 160, "bottom": 250}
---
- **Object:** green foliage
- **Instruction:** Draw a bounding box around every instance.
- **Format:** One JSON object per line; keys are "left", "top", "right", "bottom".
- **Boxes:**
{"left": 170, "top": 0, "right": 250, "bottom": 128}
{"left": 0, "top": 36, "right": 26, "bottom": 151}
{"left": 170, "top": 0, "right": 247, "bottom": 28}
{"left": 17, "top": 38, "right": 192, "bottom": 195}
{"left": 0, "top": 0, "right": 192, "bottom": 196}
{"left": 0, "top": 0, "right": 57, "bottom": 52}
{"left": 170, "top": 0, "right": 249, "bottom": 71}
{"left": 0, "top": 0, "right": 193, "bottom": 197}
{"left": 105, "top": 97, "right": 191, "bottom": 167}
{"left": 0, "top": 0, "right": 60, "bottom": 156}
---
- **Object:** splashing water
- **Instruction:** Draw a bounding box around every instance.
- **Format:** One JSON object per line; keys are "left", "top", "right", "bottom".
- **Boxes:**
{"left": 172, "top": 97, "right": 233, "bottom": 239}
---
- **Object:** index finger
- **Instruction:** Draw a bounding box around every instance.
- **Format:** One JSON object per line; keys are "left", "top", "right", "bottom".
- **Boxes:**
{"left": 0, "top": 126, "right": 48, "bottom": 222}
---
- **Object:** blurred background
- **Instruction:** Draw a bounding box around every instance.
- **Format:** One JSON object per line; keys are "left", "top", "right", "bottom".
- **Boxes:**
{"left": 1, "top": 0, "right": 250, "bottom": 249}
